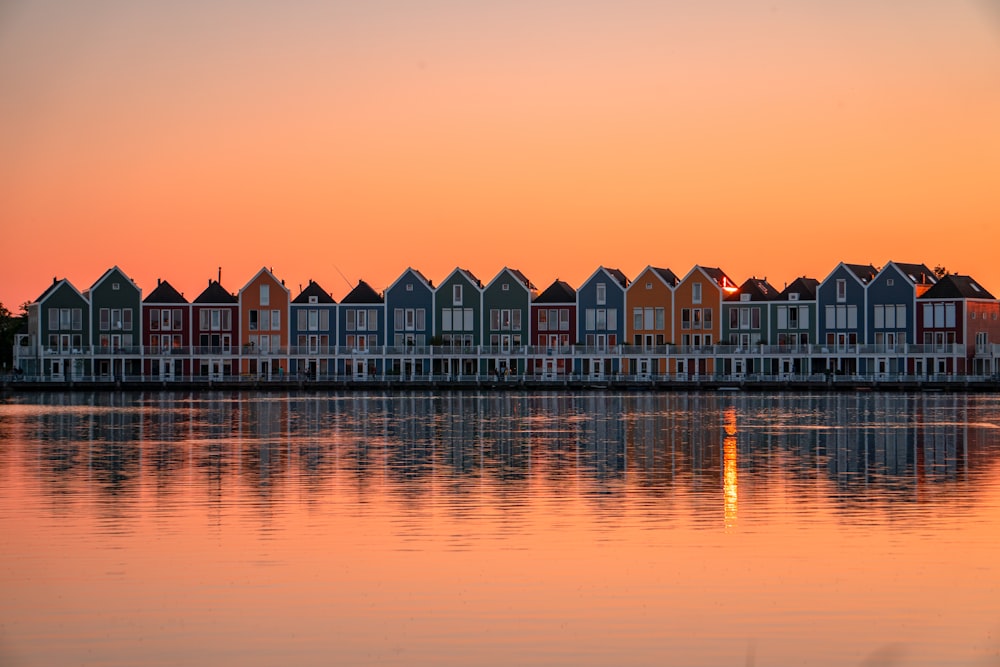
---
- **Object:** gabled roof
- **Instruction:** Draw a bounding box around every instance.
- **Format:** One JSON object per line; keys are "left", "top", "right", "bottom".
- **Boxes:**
{"left": 34, "top": 278, "right": 86, "bottom": 304}
{"left": 193, "top": 280, "right": 237, "bottom": 304}
{"left": 144, "top": 279, "right": 188, "bottom": 304}
{"left": 920, "top": 274, "right": 996, "bottom": 300}
{"left": 534, "top": 279, "right": 576, "bottom": 304}
{"left": 844, "top": 263, "right": 878, "bottom": 284}
{"left": 86, "top": 265, "right": 140, "bottom": 297}
{"left": 726, "top": 277, "right": 780, "bottom": 302}
{"left": 486, "top": 267, "right": 536, "bottom": 292}
{"left": 439, "top": 267, "right": 483, "bottom": 289}
{"left": 680, "top": 265, "right": 738, "bottom": 291}
{"left": 387, "top": 267, "right": 434, "bottom": 293}
{"left": 293, "top": 280, "right": 336, "bottom": 304}
{"left": 238, "top": 267, "right": 291, "bottom": 296}
{"left": 652, "top": 267, "right": 679, "bottom": 287}
{"left": 780, "top": 277, "right": 819, "bottom": 301}
{"left": 581, "top": 266, "right": 630, "bottom": 290}
{"left": 341, "top": 279, "right": 383, "bottom": 304}
{"left": 886, "top": 262, "right": 937, "bottom": 286}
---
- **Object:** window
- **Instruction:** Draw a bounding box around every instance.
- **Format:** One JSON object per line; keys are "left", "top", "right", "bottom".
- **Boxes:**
{"left": 308, "top": 310, "right": 319, "bottom": 331}
{"left": 692, "top": 308, "right": 702, "bottom": 329}
{"left": 644, "top": 307, "right": 654, "bottom": 330}
{"left": 798, "top": 306, "right": 807, "bottom": 329}
{"left": 453, "top": 284, "right": 463, "bottom": 305}
{"left": 406, "top": 284, "right": 413, "bottom": 292}
{"left": 836, "top": 279, "right": 846, "bottom": 302}
{"left": 703, "top": 308, "right": 712, "bottom": 329}
{"left": 309, "top": 296, "right": 318, "bottom": 304}
{"left": 100, "top": 308, "right": 110, "bottom": 331}
{"left": 751, "top": 307, "right": 760, "bottom": 329}
{"left": 585, "top": 309, "right": 596, "bottom": 330}
{"left": 162, "top": 309, "right": 172, "bottom": 331}
{"left": 502, "top": 283, "right": 509, "bottom": 291}
{"left": 112, "top": 282, "right": 120, "bottom": 291}
{"left": 682, "top": 308, "right": 691, "bottom": 330}
{"left": 596, "top": 283, "right": 606, "bottom": 305}
{"left": 260, "top": 284, "right": 270, "bottom": 306}
{"left": 887, "top": 278, "right": 894, "bottom": 287}
{"left": 789, "top": 306, "right": 799, "bottom": 329}
{"left": 646, "top": 282, "right": 652, "bottom": 290}
{"left": 692, "top": 282, "right": 702, "bottom": 304}
{"left": 789, "top": 293, "right": 799, "bottom": 302}
{"left": 72, "top": 308, "right": 82, "bottom": 330}
{"left": 634, "top": 308, "right": 643, "bottom": 330}
{"left": 150, "top": 309, "right": 161, "bottom": 331}
{"left": 655, "top": 308, "right": 664, "bottom": 330}
{"left": 539, "top": 309, "right": 548, "bottom": 331}
{"left": 249, "top": 310, "right": 259, "bottom": 331}
{"left": 777, "top": 306, "right": 788, "bottom": 329}
{"left": 271, "top": 309, "right": 280, "bottom": 330}
{"left": 560, "top": 309, "right": 569, "bottom": 331}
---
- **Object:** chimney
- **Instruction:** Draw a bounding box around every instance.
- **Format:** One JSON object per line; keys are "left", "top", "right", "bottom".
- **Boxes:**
{"left": 218, "top": 267, "right": 222, "bottom": 283}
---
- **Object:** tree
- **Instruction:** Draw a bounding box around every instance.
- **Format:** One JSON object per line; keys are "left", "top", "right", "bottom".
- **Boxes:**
{"left": 933, "top": 265, "right": 949, "bottom": 278}
{"left": 0, "top": 301, "right": 28, "bottom": 371}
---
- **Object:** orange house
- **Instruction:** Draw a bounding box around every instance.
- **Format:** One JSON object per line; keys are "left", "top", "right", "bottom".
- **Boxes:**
{"left": 239, "top": 267, "right": 291, "bottom": 378}
{"left": 625, "top": 266, "right": 678, "bottom": 376}
{"left": 672, "top": 265, "right": 738, "bottom": 376}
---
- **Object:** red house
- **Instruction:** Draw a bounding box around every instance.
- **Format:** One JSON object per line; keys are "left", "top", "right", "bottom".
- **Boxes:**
{"left": 143, "top": 279, "right": 190, "bottom": 380}
{"left": 917, "top": 274, "right": 1000, "bottom": 376}
{"left": 530, "top": 279, "right": 576, "bottom": 378}
{"left": 191, "top": 278, "right": 239, "bottom": 380}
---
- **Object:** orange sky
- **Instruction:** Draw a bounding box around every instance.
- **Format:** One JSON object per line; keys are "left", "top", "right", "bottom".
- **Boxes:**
{"left": 2, "top": 1, "right": 999, "bottom": 306}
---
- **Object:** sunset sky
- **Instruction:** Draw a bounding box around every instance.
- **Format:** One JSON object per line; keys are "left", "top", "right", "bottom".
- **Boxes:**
{"left": 2, "top": 1, "right": 999, "bottom": 307}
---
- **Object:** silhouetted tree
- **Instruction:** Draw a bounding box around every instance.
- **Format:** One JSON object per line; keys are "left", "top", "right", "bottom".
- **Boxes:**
{"left": 0, "top": 302, "right": 28, "bottom": 370}
{"left": 933, "top": 265, "right": 949, "bottom": 278}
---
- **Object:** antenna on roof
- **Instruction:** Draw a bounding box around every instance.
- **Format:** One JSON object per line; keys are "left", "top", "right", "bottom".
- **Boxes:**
{"left": 333, "top": 264, "right": 353, "bottom": 290}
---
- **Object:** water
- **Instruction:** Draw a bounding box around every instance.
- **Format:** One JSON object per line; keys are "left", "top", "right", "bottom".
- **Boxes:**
{"left": 2, "top": 391, "right": 1000, "bottom": 667}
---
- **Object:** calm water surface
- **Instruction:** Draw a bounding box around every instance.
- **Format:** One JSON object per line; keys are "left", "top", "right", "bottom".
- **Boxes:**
{"left": 2, "top": 391, "right": 1000, "bottom": 666}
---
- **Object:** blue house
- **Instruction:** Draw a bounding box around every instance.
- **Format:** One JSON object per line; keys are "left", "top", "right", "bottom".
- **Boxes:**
{"left": 817, "top": 262, "right": 876, "bottom": 374}
{"left": 86, "top": 266, "right": 143, "bottom": 380}
{"left": 24, "top": 278, "right": 90, "bottom": 380}
{"left": 866, "top": 262, "right": 936, "bottom": 376}
{"left": 433, "top": 268, "right": 483, "bottom": 377}
{"left": 338, "top": 280, "right": 384, "bottom": 379}
{"left": 290, "top": 280, "right": 337, "bottom": 379}
{"left": 576, "top": 266, "right": 630, "bottom": 378}
{"left": 385, "top": 267, "right": 434, "bottom": 378}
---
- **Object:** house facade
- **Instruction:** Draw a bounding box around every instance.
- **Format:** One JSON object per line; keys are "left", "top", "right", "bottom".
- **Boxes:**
{"left": 577, "top": 267, "right": 629, "bottom": 378}
{"left": 530, "top": 279, "right": 576, "bottom": 378}
{"left": 338, "top": 280, "right": 384, "bottom": 379}
{"left": 673, "top": 265, "right": 736, "bottom": 377}
{"left": 87, "top": 266, "right": 142, "bottom": 380}
{"left": 721, "top": 277, "right": 779, "bottom": 376}
{"left": 25, "top": 278, "right": 90, "bottom": 380}
{"left": 625, "top": 266, "right": 677, "bottom": 377}
{"left": 433, "top": 268, "right": 482, "bottom": 377}
{"left": 143, "top": 279, "right": 190, "bottom": 380}
{"left": 866, "top": 262, "right": 936, "bottom": 376}
{"left": 482, "top": 267, "right": 535, "bottom": 376}
{"left": 290, "top": 280, "right": 337, "bottom": 379}
{"left": 816, "top": 263, "right": 876, "bottom": 375}
{"left": 239, "top": 267, "right": 290, "bottom": 378}
{"left": 385, "top": 268, "right": 434, "bottom": 378}
{"left": 769, "top": 277, "right": 819, "bottom": 375}
{"left": 917, "top": 274, "right": 1000, "bottom": 376}
{"left": 191, "top": 279, "right": 239, "bottom": 380}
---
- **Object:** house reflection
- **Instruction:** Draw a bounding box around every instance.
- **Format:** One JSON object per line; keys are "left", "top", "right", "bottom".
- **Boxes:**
{"left": 6, "top": 391, "right": 998, "bottom": 525}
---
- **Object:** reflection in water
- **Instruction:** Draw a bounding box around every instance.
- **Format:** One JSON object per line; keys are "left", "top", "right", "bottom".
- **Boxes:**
{"left": 4, "top": 391, "right": 998, "bottom": 522}
{"left": 2, "top": 391, "right": 1000, "bottom": 667}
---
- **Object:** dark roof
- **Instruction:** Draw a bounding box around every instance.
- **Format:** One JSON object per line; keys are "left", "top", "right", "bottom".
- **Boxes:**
{"left": 505, "top": 268, "right": 536, "bottom": 290}
{"left": 844, "top": 263, "right": 877, "bottom": 284}
{"left": 603, "top": 267, "right": 629, "bottom": 288}
{"left": 534, "top": 279, "right": 576, "bottom": 304}
{"left": 144, "top": 279, "right": 188, "bottom": 304}
{"left": 726, "top": 277, "right": 780, "bottom": 302}
{"left": 920, "top": 274, "right": 996, "bottom": 300}
{"left": 293, "top": 280, "right": 336, "bottom": 304}
{"left": 888, "top": 262, "right": 937, "bottom": 286}
{"left": 652, "top": 267, "right": 679, "bottom": 287}
{"left": 780, "top": 277, "right": 819, "bottom": 301}
{"left": 341, "top": 279, "right": 383, "bottom": 304}
{"left": 407, "top": 268, "right": 433, "bottom": 288}
{"left": 700, "top": 266, "right": 737, "bottom": 290}
{"left": 34, "top": 278, "right": 70, "bottom": 304}
{"left": 458, "top": 268, "right": 482, "bottom": 287}
{"left": 193, "top": 280, "right": 237, "bottom": 304}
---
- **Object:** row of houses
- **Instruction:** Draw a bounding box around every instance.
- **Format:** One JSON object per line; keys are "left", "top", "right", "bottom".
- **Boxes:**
{"left": 13, "top": 261, "right": 1000, "bottom": 382}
